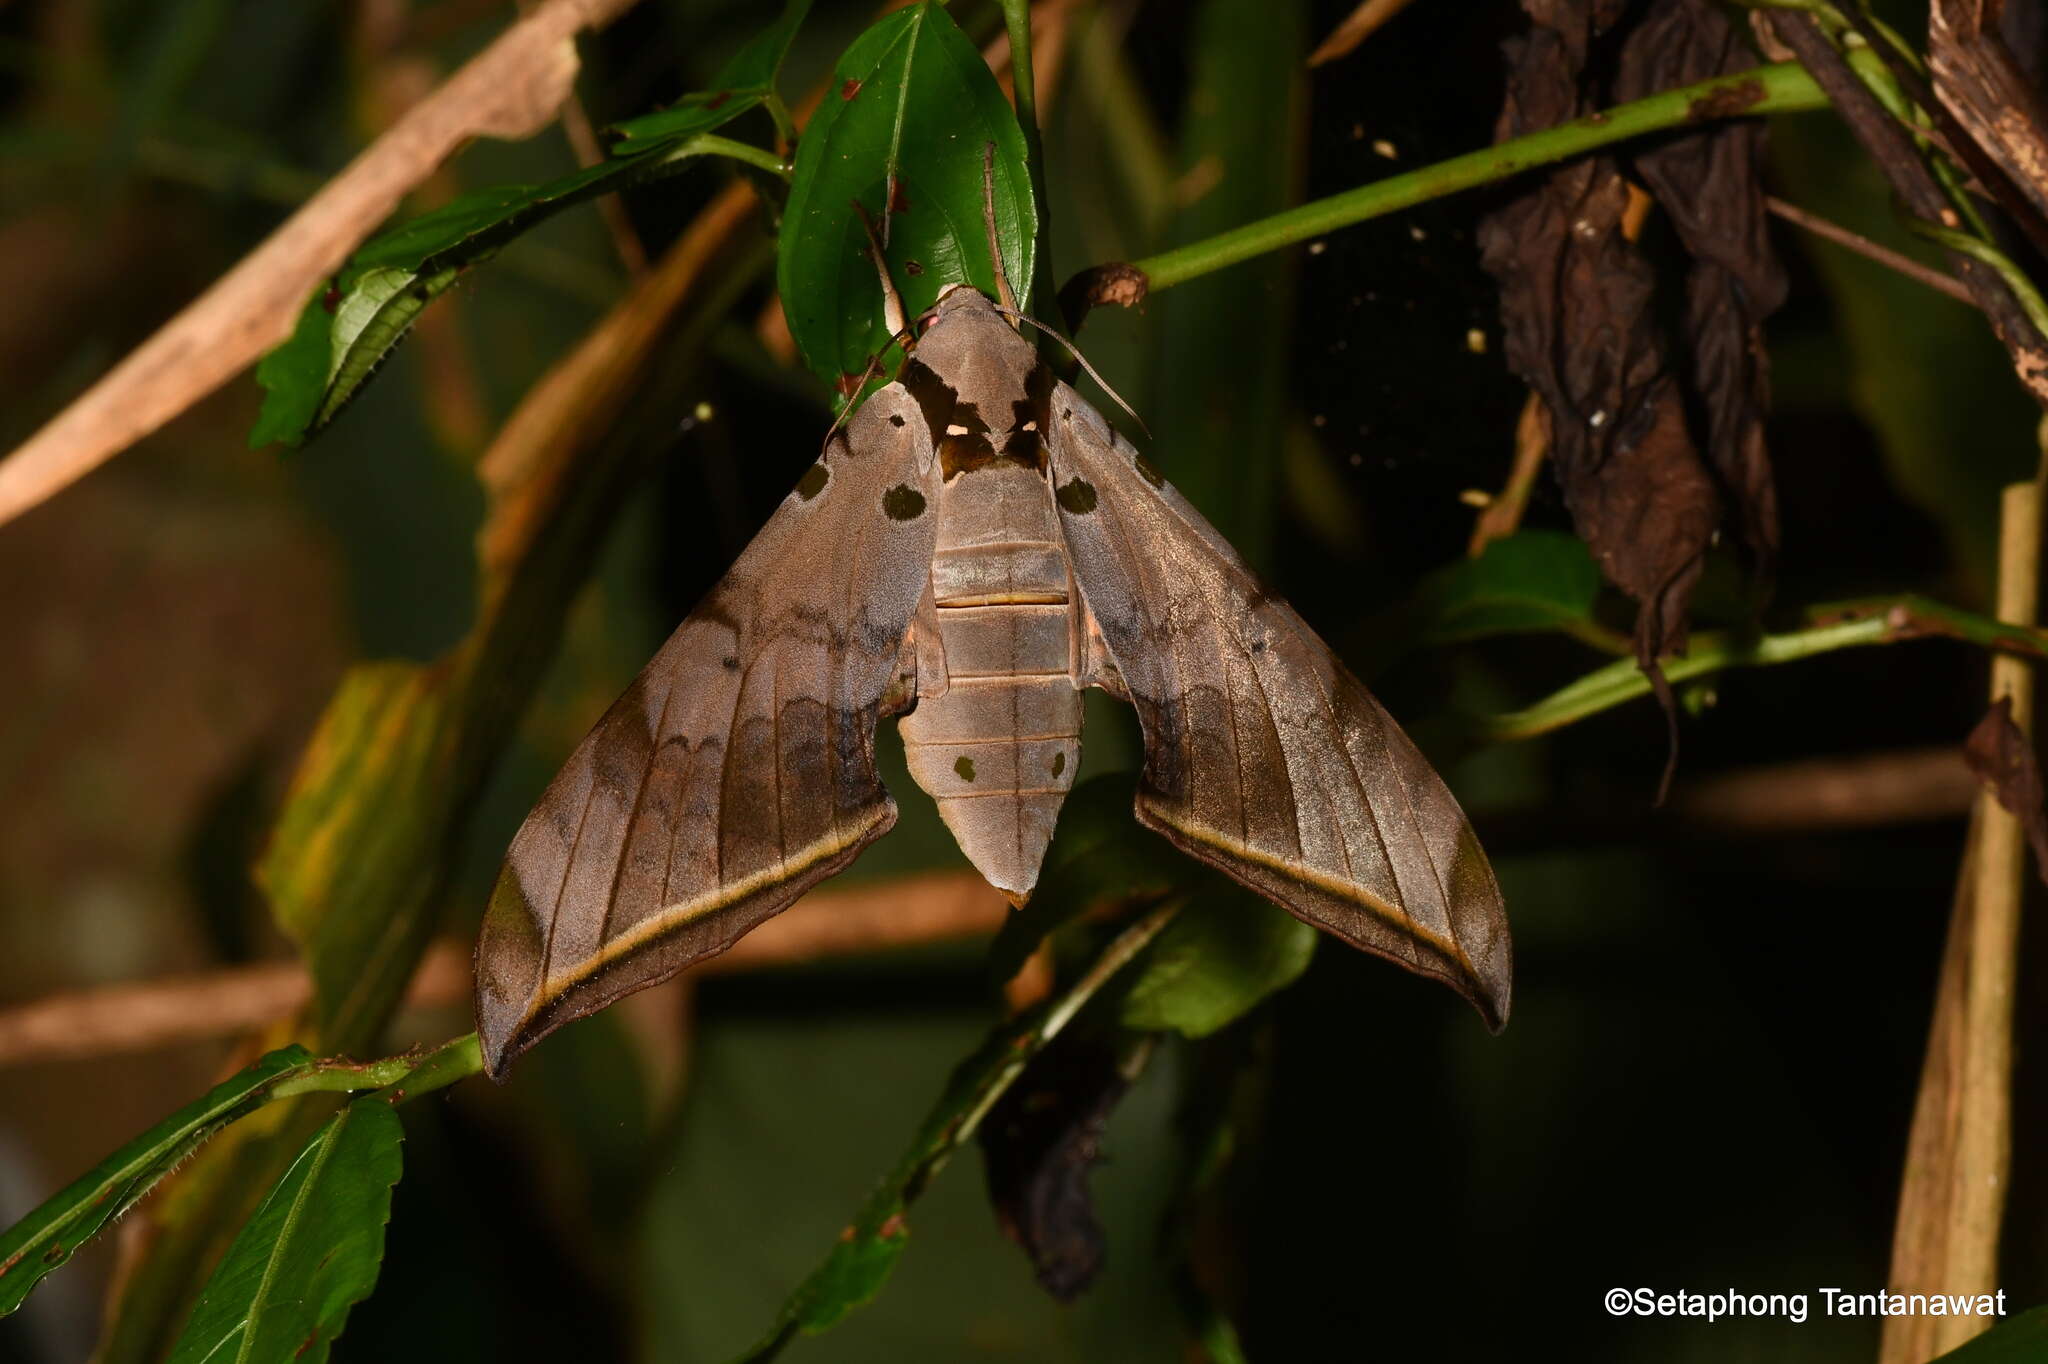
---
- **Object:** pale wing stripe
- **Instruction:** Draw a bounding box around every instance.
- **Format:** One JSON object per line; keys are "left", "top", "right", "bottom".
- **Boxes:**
{"left": 1113, "top": 427, "right": 1460, "bottom": 947}
{"left": 521, "top": 821, "right": 878, "bottom": 1031}
{"left": 1141, "top": 804, "right": 1466, "bottom": 962}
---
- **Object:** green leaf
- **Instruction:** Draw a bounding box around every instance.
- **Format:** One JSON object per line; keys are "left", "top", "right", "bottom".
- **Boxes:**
{"left": 1407, "top": 531, "right": 1603, "bottom": 646}
{"left": 1927, "top": 1305, "right": 2048, "bottom": 1362}
{"left": 606, "top": 0, "right": 809, "bottom": 149}
{"left": 1119, "top": 892, "right": 1316, "bottom": 1038}
{"left": 0, "top": 1046, "right": 315, "bottom": 1317}
{"left": 736, "top": 905, "right": 1179, "bottom": 1362}
{"left": 250, "top": 0, "right": 810, "bottom": 450}
{"left": 259, "top": 661, "right": 461, "bottom": 1044}
{"left": 777, "top": 0, "right": 1036, "bottom": 397}
{"left": 248, "top": 285, "right": 333, "bottom": 449}
{"left": 252, "top": 160, "right": 667, "bottom": 448}
{"left": 166, "top": 1101, "right": 405, "bottom": 1364}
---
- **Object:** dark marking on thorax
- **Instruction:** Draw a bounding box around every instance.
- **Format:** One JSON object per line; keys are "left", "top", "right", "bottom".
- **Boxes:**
{"left": 902, "top": 351, "right": 1054, "bottom": 480}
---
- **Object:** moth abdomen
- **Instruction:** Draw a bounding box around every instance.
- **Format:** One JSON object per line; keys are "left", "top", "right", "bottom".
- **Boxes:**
{"left": 898, "top": 459, "right": 1083, "bottom": 903}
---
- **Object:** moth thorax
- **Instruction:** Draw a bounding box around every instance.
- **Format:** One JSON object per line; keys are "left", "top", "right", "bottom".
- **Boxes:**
{"left": 909, "top": 292, "right": 1042, "bottom": 444}
{"left": 898, "top": 460, "right": 1083, "bottom": 903}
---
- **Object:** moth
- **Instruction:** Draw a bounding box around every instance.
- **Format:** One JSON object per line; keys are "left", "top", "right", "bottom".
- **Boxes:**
{"left": 475, "top": 200, "right": 1511, "bottom": 1078}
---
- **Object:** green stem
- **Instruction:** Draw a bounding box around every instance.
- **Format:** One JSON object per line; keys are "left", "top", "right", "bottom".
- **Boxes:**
{"left": 1473, "top": 594, "right": 2048, "bottom": 743}
{"left": 1133, "top": 53, "right": 1885, "bottom": 292}
{"left": 998, "top": 0, "right": 1063, "bottom": 330}
{"left": 1913, "top": 219, "right": 2048, "bottom": 337}
{"left": 667, "top": 132, "right": 791, "bottom": 181}
{"left": 271, "top": 1033, "right": 482, "bottom": 1104}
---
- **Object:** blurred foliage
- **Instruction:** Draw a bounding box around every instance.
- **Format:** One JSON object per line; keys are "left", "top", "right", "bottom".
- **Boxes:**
{"left": 2, "top": 1, "right": 2048, "bottom": 1363}
{"left": 164, "top": 1100, "right": 403, "bottom": 1364}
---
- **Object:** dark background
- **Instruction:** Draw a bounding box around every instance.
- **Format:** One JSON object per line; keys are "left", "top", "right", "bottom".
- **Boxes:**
{"left": 0, "top": 0, "right": 2041, "bottom": 1359}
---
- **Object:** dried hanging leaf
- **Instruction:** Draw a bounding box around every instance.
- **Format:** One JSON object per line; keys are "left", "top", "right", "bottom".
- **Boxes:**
{"left": 1930, "top": 0, "right": 2048, "bottom": 237}
{"left": 1963, "top": 695, "right": 2048, "bottom": 881}
{"left": 1477, "top": 2, "right": 1720, "bottom": 666}
{"left": 1616, "top": 0, "right": 1789, "bottom": 587}
{"left": 979, "top": 1032, "right": 1132, "bottom": 1301}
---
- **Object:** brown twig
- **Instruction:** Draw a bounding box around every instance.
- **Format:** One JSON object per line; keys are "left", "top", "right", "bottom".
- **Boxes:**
{"left": 0, "top": 0, "right": 646, "bottom": 530}
{"left": 1765, "top": 194, "right": 1976, "bottom": 305}
{"left": 1771, "top": 13, "right": 2048, "bottom": 406}
{"left": 512, "top": 0, "right": 650, "bottom": 276}
{"left": 1928, "top": 0, "right": 2048, "bottom": 235}
{"left": 1671, "top": 745, "right": 1978, "bottom": 833}
{"left": 0, "top": 871, "right": 1006, "bottom": 1069}
{"left": 1879, "top": 479, "right": 2038, "bottom": 1364}
{"left": 1467, "top": 391, "right": 1550, "bottom": 556}
{"left": 1306, "top": 0, "right": 1418, "bottom": 67}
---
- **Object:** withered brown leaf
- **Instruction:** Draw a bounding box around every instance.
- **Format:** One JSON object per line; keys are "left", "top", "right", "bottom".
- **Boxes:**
{"left": 1477, "top": 2, "right": 1720, "bottom": 665}
{"left": 1964, "top": 695, "right": 2048, "bottom": 883}
{"left": 979, "top": 1032, "right": 1131, "bottom": 1302}
{"left": 1616, "top": 0, "right": 1789, "bottom": 588}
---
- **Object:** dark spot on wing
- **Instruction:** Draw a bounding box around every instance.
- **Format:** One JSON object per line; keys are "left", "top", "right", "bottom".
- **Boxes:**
{"left": 1051, "top": 751, "right": 1065, "bottom": 776}
{"left": 889, "top": 413, "right": 906, "bottom": 427}
{"left": 883, "top": 483, "right": 927, "bottom": 520}
{"left": 796, "top": 463, "right": 830, "bottom": 500}
{"left": 902, "top": 358, "right": 956, "bottom": 447}
{"left": 955, "top": 755, "right": 977, "bottom": 782}
{"left": 1133, "top": 452, "right": 1166, "bottom": 488}
{"left": 723, "top": 656, "right": 740, "bottom": 670}
{"left": 1056, "top": 477, "right": 1098, "bottom": 514}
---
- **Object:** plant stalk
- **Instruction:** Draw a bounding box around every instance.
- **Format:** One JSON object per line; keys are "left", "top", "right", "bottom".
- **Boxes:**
{"left": 1878, "top": 480, "right": 2038, "bottom": 1364}
{"left": 1132, "top": 53, "right": 1885, "bottom": 291}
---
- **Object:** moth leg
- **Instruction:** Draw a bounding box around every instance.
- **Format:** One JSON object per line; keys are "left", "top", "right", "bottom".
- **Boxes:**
{"left": 1069, "top": 592, "right": 1128, "bottom": 702}
{"left": 852, "top": 198, "right": 908, "bottom": 337}
{"left": 884, "top": 584, "right": 950, "bottom": 717}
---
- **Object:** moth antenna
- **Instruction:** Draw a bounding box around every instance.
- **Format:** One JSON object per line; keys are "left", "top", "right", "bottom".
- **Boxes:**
{"left": 980, "top": 142, "right": 1019, "bottom": 318}
{"left": 852, "top": 197, "right": 908, "bottom": 337}
{"left": 987, "top": 302, "right": 1150, "bottom": 439}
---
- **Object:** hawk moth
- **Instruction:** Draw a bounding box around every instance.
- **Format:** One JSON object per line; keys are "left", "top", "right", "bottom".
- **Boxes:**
{"left": 474, "top": 237, "right": 1512, "bottom": 1077}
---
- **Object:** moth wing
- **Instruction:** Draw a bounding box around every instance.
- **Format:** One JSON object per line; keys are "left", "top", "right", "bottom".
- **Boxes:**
{"left": 1045, "top": 382, "right": 1511, "bottom": 1028}
{"left": 476, "top": 386, "right": 942, "bottom": 1075}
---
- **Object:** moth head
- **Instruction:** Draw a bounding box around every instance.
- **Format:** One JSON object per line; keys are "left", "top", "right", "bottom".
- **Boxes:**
{"left": 906, "top": 287, "right": 1039, "bottom": 435}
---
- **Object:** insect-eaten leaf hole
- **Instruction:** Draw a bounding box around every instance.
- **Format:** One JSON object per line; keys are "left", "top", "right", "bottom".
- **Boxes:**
{"left": 955, "top": 755, "right": 977, "bottom": 782}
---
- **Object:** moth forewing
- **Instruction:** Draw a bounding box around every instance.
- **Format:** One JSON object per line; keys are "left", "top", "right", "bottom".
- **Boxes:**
{"left": 1044, "top": 380, "right": 1513, "bottom": 1029}
{"left": 474, "top": 385, "right": 944, "bottom": 1076}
